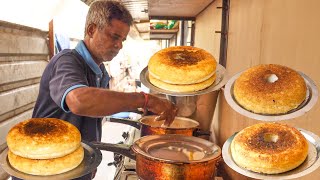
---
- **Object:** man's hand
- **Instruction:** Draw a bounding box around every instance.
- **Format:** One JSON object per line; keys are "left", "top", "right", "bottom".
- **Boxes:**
{"left": 146, "top": 94, "right": 178, "bottom": 127}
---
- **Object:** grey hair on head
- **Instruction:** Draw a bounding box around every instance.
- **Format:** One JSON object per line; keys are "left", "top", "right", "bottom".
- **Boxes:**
{"left": 85, "top": 0, "right": 133, "bottom": 35}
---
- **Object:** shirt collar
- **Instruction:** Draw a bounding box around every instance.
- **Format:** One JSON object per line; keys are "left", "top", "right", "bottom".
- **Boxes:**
{"left": 75, "top": 40, "right": 102, "bottom": 76}
{"left": 75, "top": 40, "right": 110, "bottom": 88}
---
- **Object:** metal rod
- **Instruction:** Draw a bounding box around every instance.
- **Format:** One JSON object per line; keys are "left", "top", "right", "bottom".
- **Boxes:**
{"left": 191, "top": 21, "right": 195, "bottom": 46}
{"left": 218, "top": 0, "right": 230, "bottom": 68}
{"left": 180, "top": 20, "right": 185, "bottom": 45}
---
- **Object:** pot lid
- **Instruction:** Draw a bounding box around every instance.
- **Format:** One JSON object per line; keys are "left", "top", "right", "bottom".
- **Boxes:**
{"left": 140, "top": 116, "right": 199, "bottom": 129}
{"left": 132, "top": 134, "right": 221, "bottom": 163}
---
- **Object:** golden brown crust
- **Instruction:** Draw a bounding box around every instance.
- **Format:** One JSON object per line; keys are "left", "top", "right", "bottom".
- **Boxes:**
{"left": 8, "top": 145, "right": 84, "bottom": 176}
{"left": 6, "top": 118, "right": 81, "bottom": 159}
{"left": 231, "top": 123, "right": 308, "bottom": 174}
{"left": 233, "top": 64, "right": 307, "bottom": 114}
{"left": 148, "top": 46, "right": 217, "bottom": 84}
{"left": 149, "top": 73, "right": 216, "bottom": 92}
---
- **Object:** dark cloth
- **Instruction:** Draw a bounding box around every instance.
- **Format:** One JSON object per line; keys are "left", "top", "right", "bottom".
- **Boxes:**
{"left": 12, "top": 172, "right": 92, "bottom": 180}
{"left": 32, "top": 49, "right": 105, "bottom": 142}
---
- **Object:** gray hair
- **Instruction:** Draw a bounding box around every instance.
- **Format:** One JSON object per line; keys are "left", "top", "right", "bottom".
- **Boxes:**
{"left": 85, "top": 0, "right": 133, "bottom": 35}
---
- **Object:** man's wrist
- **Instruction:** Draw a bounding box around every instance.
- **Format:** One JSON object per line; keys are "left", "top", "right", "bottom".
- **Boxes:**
{"left": 140, "top": 91, "right": 149, "bottom": 111}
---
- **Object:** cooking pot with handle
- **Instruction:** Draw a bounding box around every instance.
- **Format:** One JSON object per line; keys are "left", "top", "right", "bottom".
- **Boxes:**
{"left": 108, "top": 115, "right": 211, "bottom": 137}
{"left": 91, "top": 134, "right": 221, "bottom": 180}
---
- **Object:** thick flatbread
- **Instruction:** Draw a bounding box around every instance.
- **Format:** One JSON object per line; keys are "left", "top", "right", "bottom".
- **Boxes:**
{"left": 148, "top": 46, "right": 217, "bottom": 84}
{"left": 233, "top": 64, "right": 307, "bottom": 114}
{"left": 149, "top": 73, "right": 216, "bottom": 92}
{"left": 6, "top": 118, "right": 81, "bottom": 159}
{"left": 8, "top": 145, "right": 84, "bottom": 176}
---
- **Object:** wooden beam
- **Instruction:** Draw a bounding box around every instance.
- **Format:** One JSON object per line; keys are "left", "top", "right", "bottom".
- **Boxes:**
{"left": 48, "top": 20, "right": 54, "bottom": 59}
{"left": 150, "top": 16, "right": 195, "bottom": 21}
{"left": 134, "top": 20, "right": 150, "bottom": 23}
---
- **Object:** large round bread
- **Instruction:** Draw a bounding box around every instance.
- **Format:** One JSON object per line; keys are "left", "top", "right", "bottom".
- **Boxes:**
{"left": 231, "top": 123, "right": 308, "bottom": 174}
{"left": 233, "top": 64, "right": 307, "bottom": 114}
{"left": 148, "top": 46, "right": 217, "bottom": 85}
{"left": 149, "top": 73, "right": 216, "bottom": 92}
{"left": 6, "top": 118, "right": 81, "bottom": 159}
{"left": 8, "top": 145, "right": 84, "bottom": 176}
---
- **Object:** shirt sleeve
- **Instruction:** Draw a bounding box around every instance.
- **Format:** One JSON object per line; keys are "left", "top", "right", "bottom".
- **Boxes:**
{"left": 49, "top": 53, "right": 88, "bottom": 112}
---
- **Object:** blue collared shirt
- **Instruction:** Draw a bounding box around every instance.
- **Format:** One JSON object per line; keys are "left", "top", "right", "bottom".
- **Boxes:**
{"left": 33, "top": 45, "right": 109, "bottom": 142}
{"left": 60, "top": 41, "right": 110, "bottom": 113}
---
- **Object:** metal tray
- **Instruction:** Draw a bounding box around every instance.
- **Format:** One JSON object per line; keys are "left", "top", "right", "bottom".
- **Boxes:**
{"left": 140, "top": 64, "right": 228, "bottom": 96}
{"left": 0, "top": 141, "right": 102, "bottom": 180}
{"left": 224, "top": 71, "right": 318, "bottom": 121}
{"left": 222, "top": 128, "right": 320, "bottom": 180}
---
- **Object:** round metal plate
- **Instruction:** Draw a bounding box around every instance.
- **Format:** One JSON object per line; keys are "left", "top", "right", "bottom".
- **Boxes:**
{"left": 0, "top": 141, "right": 102, "bottom": 180}
{"left": 140, "top": 64, "right": 228, "bottom": 96}
{"left": 224, "top": 71, "right": 318, "bottom": 121}
{"left": 222, "top": 128, "right": 320, "bottom": 180}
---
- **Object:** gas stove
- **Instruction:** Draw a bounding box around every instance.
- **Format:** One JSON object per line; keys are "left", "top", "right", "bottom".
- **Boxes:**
{"left": 113, "top": 125, "right": 141, "bottom": 180}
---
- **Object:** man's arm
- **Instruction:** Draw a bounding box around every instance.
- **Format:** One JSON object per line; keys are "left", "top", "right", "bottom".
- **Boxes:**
{"left": 66, "top": 87, "right": 177, "bottom": 126}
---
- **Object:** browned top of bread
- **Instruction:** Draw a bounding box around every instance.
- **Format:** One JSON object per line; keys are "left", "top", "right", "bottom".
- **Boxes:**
{"left": 233, "top": 64, "right": 307, "bottom": 114}
{"left": 155, "top": 47, "right": 208, "bottom": 67}
{"left": 148, "top": 46, "right": 217, "bottom": 84}
{"left": 231, "top": 123, "right": 308, "bottom": 174}
{"left": 7, "top": 118, "right": 81, "bottom": 159}
{"left": 233, "top": 123, "right": 307, "bottom": 154}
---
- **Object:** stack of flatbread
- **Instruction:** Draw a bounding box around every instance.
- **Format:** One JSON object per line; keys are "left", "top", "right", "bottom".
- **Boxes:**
{"left": 148, "top": 46, "right": 217, "bottom": 92}
{"left": 6, "top": 118, "right": 84, "bottom": 176}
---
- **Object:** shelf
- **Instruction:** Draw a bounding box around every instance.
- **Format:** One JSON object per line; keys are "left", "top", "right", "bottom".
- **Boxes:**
{"left": 150, "top": 29, "right": 179, "bottom": 34}
{"left": 150, "top": 29, "right": 179, "bottom": 40}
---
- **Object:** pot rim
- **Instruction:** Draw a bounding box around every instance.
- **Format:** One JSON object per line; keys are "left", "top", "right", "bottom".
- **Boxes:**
{"left": 139, "top": 116, "right": 200, "bottom": 130}
{"left": 131, "top": 134, "right": 221, "bottom": 163}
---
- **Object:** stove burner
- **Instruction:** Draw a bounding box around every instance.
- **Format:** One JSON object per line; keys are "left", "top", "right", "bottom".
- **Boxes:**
{"left": 108, "top": 152, "right": 124, "bottom": 167}
{"left": 122, "top": 131, "right": 129, "bottom": 140}
{"left": 113, "top": 127, "right": 140, "bottom": 180}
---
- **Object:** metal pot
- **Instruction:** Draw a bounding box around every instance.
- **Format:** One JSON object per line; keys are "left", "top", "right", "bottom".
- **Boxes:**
{"left": 108, "top": 115, "right": 210, "bottom": 137}
{"left": 92, "top": 134, "right": 221, "bottom": 180}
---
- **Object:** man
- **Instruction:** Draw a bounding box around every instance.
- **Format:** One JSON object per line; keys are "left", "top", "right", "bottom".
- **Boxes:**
{"left": 29, "top": 1, "right": 177, "bottom": 179}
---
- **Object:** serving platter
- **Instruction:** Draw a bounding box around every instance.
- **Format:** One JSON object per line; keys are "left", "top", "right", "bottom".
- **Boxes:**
{"left": 140, "top": 64, "right": 228, "bottom": 96}
{"left": 222, "top": 128, "right": 320, "bottom": 180}
{"left": 224, "top": 71, "right": 318, "bottom": 121}
{"left": 0, "top": 141, "right": 102, "bottom": 180}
